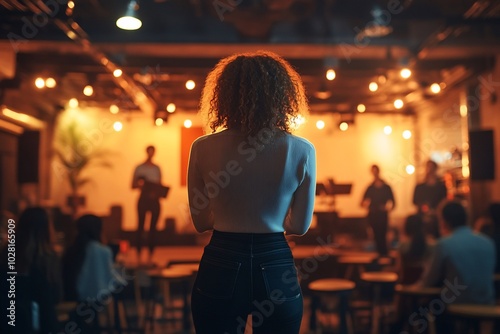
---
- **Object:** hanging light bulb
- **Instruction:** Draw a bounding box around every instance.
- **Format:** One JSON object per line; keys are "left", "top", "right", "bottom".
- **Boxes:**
{"left": 166, "top": 103, "right": 176, "bottom": 113}
{"left": 184, "top": 119, "right": 193, "bottom": 128}
{"left": 400, "top": 68, "right": 412, "bottom": 79}
{"left": 326, "top": 69, "right": 336, "bottom": 81}
{"left": 383, "top": 125, "right": 392, "bottom": 135}
{"left": 35, "top": 77, "right": 45, "bottom": 89}
{"left": 357, "top": 104, "right": 366, "bottom": 113}
{"left": 116, "top": 0, "right": 142, "bottom": 31}
{"left": 185, "top": 80, "right": 196, "bottom": 90}
{"left": 394, "top": 99, "right": 404, "bottom": 109}
{"left": 339, "top": 122, "right": 349, "bottom": 131}
{"left": 316, "top": 120, "right": 325, "bottom": 130}
{"left": 369, "top": 82, "right": 378, "bottom": 92}
{"left": 45, "top": 77, "right": 56, "bottom": 88}
{"left": 430, "top": 83, "right": 441, "bottom": 94}
{"left": 83, "top": 85, "right": 94, "bottom": 96}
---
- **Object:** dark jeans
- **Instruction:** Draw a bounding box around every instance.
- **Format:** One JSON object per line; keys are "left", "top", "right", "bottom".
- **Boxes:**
{"left": 137, "top": 196, "right": 160, "bottom": 254}
{"left": 368, "top": 210, "right": 388, "bottom": 256}
{"left": 191, "top": 230, "right": 303, "bottom": 334}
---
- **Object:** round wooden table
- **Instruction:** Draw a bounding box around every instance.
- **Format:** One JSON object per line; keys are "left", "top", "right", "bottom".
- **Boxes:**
{"left": 308, "top": 278, "right": 356, "bottom": 334}
{"left": 448, "top": 304, "right": 500, "bottom": 334}
{"left": 338, "top": 255, "right": 377, "bottom": 279}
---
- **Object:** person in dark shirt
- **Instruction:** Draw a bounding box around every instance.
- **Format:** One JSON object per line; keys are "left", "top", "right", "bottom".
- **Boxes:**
{"left": 361, "top": 165, "right": 395, "bottom": 256}
{"left": 413, "top": 160, "right": 448, "bottom": 238}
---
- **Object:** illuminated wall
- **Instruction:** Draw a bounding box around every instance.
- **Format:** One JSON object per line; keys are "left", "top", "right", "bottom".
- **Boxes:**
{"left": 295, "top": 113, "right": 417, "bottom": 221}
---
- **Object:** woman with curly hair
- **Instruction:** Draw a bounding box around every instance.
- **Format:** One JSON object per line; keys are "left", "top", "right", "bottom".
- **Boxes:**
{"left": 188, "top": 51, "right": 316, "bottom": 333}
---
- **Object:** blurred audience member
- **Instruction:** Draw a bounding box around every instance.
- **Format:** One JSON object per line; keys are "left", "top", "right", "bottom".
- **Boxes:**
{"left": 398, "top": 214, "right": 435, "bottom": 284}
{"left": 1, "top": 207, "right": 62, "bottom": 334}
{"left": 420, "top": 201, "right": 495, "bottom": 304}
{"left": 474, "top": 203, "right": 500, "bottom": 274}
{"left": 62, "top": 214, "right": 125, "bottom": 331}
{"left": 413, "top": 160, "right": 448, "bottom": 238}
{"left": 361, "top": 164, "right": 395, "bottom": 256}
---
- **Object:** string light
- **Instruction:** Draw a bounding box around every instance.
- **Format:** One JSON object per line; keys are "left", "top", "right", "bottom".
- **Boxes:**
{"left": 45, "top": 78, "right": 56, "bottom": 88}
{"left": 69, "top": 98, "right": 79, "bottom": 108}
{"left": 113, "top": 121, "right": 123, "bottom": 132}
{"left": 110, "top": 105, "right": 119, "bottom": 114}
{"left": 185, "top": 80, "right": 195, "bottom": 90}
{"left": 430, "top": 83, "right": 441, "bottom": 94}
{"left": 357, "top": 104, "right": 366, "bottom": 113}
{"left": 316, "top": 120, "right": 325, "bottom": 130}
{"left": 155, "top": 118, "right": 163, "bottom": 126}
{"left": 35, "top": 77, "right": 45, "bottom": 89}
{"left": 326, "top": 69, "right": 336, "bottom": 81}
{"left": 339, "top": 122, "right": 349, "bottom": 131}
{"left": 369, "top": 82, "right": 378, "bottom": 92}
{"left": 406, "top": 165, "right": 415, "bottom": 175}
{"left": 402, "top": 130, "right": 412, "bottom": 139}
{"left": 166, "top": 103, "right": 176, "bottom": 113}
{"left": 394, "top": 99, "right": 404, "bottom": 109}
{"left": 383, "top": 125, "right": 392, "bottom": 135}
{"left": 184, "top": 119, "right": 193, "bottom": 128}
{"left": 113, "top": 69, "right": 123, "bottom": 78}
{"left": 400, "top": 68, "right": 412, "bottom": 79}
{"left": 83, "top": 85, "right": 94, "bottom": 96}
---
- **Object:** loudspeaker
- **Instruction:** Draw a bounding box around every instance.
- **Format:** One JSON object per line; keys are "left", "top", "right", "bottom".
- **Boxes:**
{"left": 17, "top": 130, "right": 40, "bottom": 183}
{"left": 469, "top": 130, "right": 495, "bottom": 181}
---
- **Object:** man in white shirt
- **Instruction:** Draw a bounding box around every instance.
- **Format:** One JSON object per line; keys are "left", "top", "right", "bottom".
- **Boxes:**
{"left": 132, "top": 145, "right": 162, "bottom": 262}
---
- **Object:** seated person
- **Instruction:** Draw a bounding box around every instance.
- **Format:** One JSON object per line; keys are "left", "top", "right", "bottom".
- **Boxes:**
{"left": 419, "top": 201, "right": 495, "bottom": 305}
{"left": 1, "top": 207, "right": 62, "bottom": 334}
{"left": 62, "top": 214, "right": 125, "bottom": 330}
{"left": 474, "top": 203, "right": 500, "bottom": 274}
{"left": 397, "top": 214, "right": 435, "bottom": 284}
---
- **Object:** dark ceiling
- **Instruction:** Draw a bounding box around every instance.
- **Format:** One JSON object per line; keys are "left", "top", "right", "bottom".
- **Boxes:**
{"left": 1, "top": 0, "right": 500, "bottom": 122}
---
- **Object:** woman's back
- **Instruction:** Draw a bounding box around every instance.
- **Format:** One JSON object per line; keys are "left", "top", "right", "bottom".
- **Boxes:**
{"left": 189, "top": 129, "right": 315, "bottom": 235}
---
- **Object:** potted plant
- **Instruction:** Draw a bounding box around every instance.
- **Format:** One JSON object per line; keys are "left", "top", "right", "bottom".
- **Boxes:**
{"left": 53, "top": 120, "right": 113, "bottom": 218}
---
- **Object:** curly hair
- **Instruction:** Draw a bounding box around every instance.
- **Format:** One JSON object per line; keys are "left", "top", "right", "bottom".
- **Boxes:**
{"left": 200, "top": 50, "right": 309, "bottom": 136}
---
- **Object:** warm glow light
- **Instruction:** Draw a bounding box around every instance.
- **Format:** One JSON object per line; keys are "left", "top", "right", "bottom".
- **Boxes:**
{"left": 45, "top": 77, "right": 56, "bottom": 88}
{"left": 113, "top": 121, "right": 123, "bottom": 132}
{"left": 69, "top": 98, "right": 79, "bottom": 109}
{"left": 394, "top": 99, "right": 404, "bottom": 109}
{"left": 113, "top": 69, "right": 123, "bottom": 78}
{"left": 378, "top": 75, "right": 387, "bottom": 84}
{"left": 67, "top": 0, "right": 75, "bottom": 9}
{"left": 430, "top": 83, "right": 441, "bottom": 94}
{"left": 109, "top": 105, "right": 119, "bottom": 114}
{"left": 2, "top": 107, "right": 45, "bottom": 129}
{"left": 316, "top": 120, "right": 325, "bottom": 130}
{"left": 406, "top": 165, "right": 415, "bottom": 175}
{"left": 166, "top": 103, "right": 176, "bottom": 113}
{"left": 400, "top": 68, "right": 412, "bottom": 79}
{"left": 357, "top": 104, "right": 366, "bottom": 113}
{"left": 383, "top": 125, "right": 392, "bottom": 135}
{"left": 369, "top": 82, "right": 378, "bottom": 92}
{"left": 402, "top": 130, "right": 412, "bottom": 139}
{"left": 460, "top": 105, "right": 468, "bottom": 117}
{"left": 339, "top": 122, "right": 349, "bottom": 131}
{"left": 462, "top": 166, "right": 470, "bottom": 178}
{"left": 184, "top": 119, "right": 193, "bottom": 128}
{"left": 290, "top": 114, "right": 306, "bottom": 130}
{"left": 185, "top": 80, "right": 196, "bottom": 90}
{"left": 35, "top": 77, "right": 45, "bottom": 89}
{"left": 83, "top": 85, "right": 94, "bottom": 96}
{"left": 326, "top": 69, "right": 336, "bottom": 81}
{"left": 155, "top": 118, "right": 164, "bottom": 126}
{"left": 116, "top": 16, "right": 142, "bottom": 30}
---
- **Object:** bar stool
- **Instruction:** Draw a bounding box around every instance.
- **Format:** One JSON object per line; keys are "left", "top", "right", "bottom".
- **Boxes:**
{"left": 360, "top": 272, "right": 398, "bottom": 334}
{"left": 308, "top": 278, "right": 356, "bottom": 334}
{"left": 447, "top": 304, "right": 500, "bottom": 334}
{"left": 394, "top": 285, "right": 442, "bottom": 334}
{"left": 145, "top": 268, "right": 194, "bottom": 332}
{"left": 338, "top": 255, "right": 377, "bottom": 280}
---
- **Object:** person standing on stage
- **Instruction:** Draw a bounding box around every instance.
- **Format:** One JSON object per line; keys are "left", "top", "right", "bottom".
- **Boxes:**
{"left": 361, "top": 164, "right": 396, "bottom": 256}
{"left": 413, "top": 160, "right": 448, "bottom": 239}
{"left": 132, "top": 145, "right": 162, "bottom": 262}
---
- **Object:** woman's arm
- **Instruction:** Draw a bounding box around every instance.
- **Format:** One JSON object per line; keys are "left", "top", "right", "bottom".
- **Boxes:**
{"left": 187, "top": 141, "right": 214, "bottom": 233}
{"left": 285, "top": 146, "right": 316, "bottom": 235}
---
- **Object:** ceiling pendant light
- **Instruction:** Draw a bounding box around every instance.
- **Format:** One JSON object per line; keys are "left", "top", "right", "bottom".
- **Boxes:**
{"left": 116, "top": 1, "right": 142, "bottom": 31}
